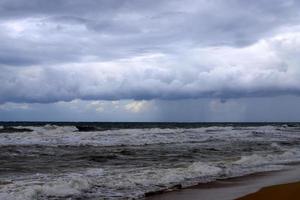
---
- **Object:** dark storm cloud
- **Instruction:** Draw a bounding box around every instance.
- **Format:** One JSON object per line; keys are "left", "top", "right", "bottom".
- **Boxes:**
{"left": 1, "top": 0, "right": 300, "bottom": 103}
{"left": 1, "top": 0, "right": 300, "bottom": 64}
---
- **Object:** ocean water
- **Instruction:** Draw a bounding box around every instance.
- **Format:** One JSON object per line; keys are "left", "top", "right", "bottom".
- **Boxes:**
{"left": 1, "top": 122, "right": 300, "bottom": 199}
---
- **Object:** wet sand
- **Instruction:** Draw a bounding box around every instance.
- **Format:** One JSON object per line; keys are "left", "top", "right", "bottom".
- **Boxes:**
{"left": 237, "top": 181, "right": 300, "bottom": 200}
{"left": 146, "top": 165, "right": 300, "bottom": 200}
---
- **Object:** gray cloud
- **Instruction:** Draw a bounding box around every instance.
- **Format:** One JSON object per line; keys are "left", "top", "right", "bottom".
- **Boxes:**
{"left": 2, "top": 31, "right": 300, "bottom": 103}
{"left": 1, "top": 0, "right": 300, "bottom": 65}
{"left": 2, "top": 96, "right": 300, "bottom": 122}
{"left": 1, "top": 0, "right": 300, "bottom": 103}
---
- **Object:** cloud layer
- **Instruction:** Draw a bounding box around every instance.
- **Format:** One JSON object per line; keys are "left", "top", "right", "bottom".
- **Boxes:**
{"left": 1, "top": 0, "right": 300, "bottom": 103}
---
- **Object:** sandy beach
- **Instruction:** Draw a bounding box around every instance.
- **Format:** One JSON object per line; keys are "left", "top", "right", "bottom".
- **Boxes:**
{"left": 147, "top": 165, "right": 300, "bottom": 200}
{"left": 237, "top": 181, "right": 300, "bottom": 200}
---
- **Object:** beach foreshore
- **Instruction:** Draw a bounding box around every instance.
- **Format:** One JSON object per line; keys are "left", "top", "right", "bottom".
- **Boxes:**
{"left": 237, "top": 181, "right": 300, "bottom": 200}
{"left": 146, "top": 165, "right": 300, "bottom": 200}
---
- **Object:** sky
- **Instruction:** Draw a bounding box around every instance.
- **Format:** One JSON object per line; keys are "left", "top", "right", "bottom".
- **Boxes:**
{"left": 1, "top": 0, "right": 300, "bottom": 122}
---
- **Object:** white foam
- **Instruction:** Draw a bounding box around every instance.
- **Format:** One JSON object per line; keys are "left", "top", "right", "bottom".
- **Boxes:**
{"left": 0, "top": 170, "right": 94, "bottom": 200}
{"left": 2, "top": 125, "right": 300, "bottom": 199}
{"left": 0, "top": 125, "right": 294, "bottom": 147}
{"left": 0, "top": 161, "right": 223, "bottom": 199}
{"left": 0, "top": 127, "right": 211, "bottom": 146}
{"left": 222, "top": 148, "right": 300, "bottom": 178}
{"left": 1, "top": 149, "right": 300, "bottom": 200}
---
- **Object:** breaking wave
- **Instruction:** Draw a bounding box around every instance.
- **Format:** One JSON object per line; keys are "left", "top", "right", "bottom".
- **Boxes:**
{"left": 1, "top": 123, "right": 300, "bottom": 199}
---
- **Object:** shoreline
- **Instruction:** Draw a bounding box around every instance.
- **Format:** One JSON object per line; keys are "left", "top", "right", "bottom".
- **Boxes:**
{"left": 237, "top": 181, "right": 300, "bottom": 200}
{"left": 146, "top": 165, "right": 300, "bottom": 200}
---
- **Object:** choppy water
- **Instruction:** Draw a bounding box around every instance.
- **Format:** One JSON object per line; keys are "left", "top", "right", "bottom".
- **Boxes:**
{"left": 1, "top": 123, "right": 300, "bottom": 199}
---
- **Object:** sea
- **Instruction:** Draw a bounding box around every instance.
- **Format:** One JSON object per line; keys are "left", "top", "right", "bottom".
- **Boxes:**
{"left": 1, "top": 122, "right": 300, "bottom": 199}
